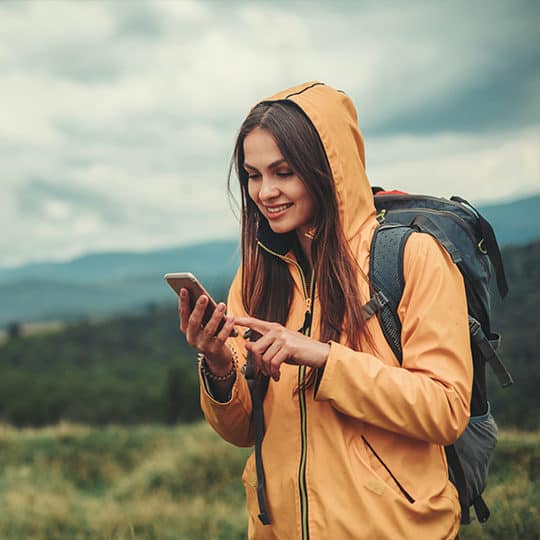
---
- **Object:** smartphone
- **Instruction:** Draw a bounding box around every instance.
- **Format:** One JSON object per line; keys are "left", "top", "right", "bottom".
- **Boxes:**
{"left": 164, "top": 272, "right": 237, "bottom": 336}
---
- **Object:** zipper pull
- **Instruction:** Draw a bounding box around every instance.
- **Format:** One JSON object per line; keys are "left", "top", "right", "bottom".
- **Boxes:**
{"left": 300, "top": 309, "right": 313, "bottom": 334}
{"left": 305, "top": 296, "right": 312, "bottom": 312}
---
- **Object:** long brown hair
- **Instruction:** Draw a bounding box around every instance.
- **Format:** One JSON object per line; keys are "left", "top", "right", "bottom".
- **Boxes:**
{"left": 229, "top": 100, "right": 368, "bottom": 350}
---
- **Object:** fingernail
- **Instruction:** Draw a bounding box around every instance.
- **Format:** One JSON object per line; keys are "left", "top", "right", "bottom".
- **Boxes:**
{"left": 217, "top": 303, "right": 225, "bottom": 312}
{"left": 198, "top": 296, "right": 207, "bottom": 304}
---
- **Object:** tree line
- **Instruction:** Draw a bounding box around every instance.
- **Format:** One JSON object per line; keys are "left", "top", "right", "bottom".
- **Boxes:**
{"left": 0, "top": 242, "right": 538, "bottom": 429}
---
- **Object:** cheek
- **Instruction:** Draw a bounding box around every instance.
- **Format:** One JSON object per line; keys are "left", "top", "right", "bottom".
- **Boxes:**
{"left": 247, "top": 181, "right": 259, "bottom": 203}
{"left": 299, "top": 190, "right": 316, "bottom": 216}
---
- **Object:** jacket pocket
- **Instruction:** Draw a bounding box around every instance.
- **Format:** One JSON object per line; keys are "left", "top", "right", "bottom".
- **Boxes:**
{"left": 361, "top": 436, "right": 415, "bottom": 504}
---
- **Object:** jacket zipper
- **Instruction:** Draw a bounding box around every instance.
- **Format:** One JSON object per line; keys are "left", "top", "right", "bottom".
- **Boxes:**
{"left": 257, "top": 241, "right": 314, "bottom": 540}
{"left": 298, "top": 269, "right": 315, "bottom": 540}
{"left": 361, "top": 435, "right": 415, "bottom": 503}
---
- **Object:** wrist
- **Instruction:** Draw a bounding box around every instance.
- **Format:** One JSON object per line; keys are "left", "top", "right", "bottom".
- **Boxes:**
{"left": 198, "top": 347, "right": 237, "bottom": 380}
{"left": 204, "top": 347, "right": 234, "bottom": 376}
{"left": 315, "top": 341, "right": 331, "bottom": 369}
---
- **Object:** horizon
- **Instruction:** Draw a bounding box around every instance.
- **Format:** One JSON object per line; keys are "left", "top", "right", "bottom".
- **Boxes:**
{"left": 1, "top": 190, "right": 538, "bottom": 271}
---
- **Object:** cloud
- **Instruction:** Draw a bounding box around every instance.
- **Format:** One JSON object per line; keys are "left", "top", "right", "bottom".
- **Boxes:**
{"left": 366, "top": 128, "right": 540, "bottom": 203}
{"left": 0, "top": 0, "right": 538, "bottom": 267}
{"left": 16, "top": 177, "right": 127, "bottom": 224}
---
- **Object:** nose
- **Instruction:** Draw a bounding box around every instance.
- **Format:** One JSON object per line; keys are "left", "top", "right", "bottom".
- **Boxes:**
{"left": 258, "top": 176, "right": 280, "bottom": 201}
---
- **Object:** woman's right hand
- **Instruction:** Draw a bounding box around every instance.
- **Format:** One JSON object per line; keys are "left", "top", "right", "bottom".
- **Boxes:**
{"left": 178, "top": 288, "right": 236, "bottom": 376}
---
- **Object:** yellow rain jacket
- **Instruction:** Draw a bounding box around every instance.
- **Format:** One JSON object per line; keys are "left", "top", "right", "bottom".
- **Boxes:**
{"left": 200, "top": 82, "right": 473, "bottom": 539}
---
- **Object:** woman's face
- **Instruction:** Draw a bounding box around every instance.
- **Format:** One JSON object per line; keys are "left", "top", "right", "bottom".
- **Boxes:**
{"left": 244, "top": 127, "right": 315, "bottom": 237}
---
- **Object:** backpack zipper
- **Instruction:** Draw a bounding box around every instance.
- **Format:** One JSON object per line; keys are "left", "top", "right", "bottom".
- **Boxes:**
{"left": 375, "top": 193, "right": 480, "bottom": 221}
{"left": 375, "top": 193, "right": 484, "bottom": 249}
{"left": 385, "top": 207, "right": 480, "bottom": 247}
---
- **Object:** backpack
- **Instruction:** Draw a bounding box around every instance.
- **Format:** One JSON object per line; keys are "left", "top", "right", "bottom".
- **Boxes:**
{"left": 367, "top": 187, "right": 513, "bottom": 524}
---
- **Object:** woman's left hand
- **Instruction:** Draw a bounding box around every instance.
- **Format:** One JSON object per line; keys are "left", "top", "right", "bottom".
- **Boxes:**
{"left": 234, "top": 316, "right": 330, "bottom": 381}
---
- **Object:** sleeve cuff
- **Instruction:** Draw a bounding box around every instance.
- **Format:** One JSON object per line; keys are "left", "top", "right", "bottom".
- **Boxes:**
{"left": 199, "top": 364, "right": 239, "bottom": 405}
{"left": 314, "top": 340, "right": 340, "bottom": 401}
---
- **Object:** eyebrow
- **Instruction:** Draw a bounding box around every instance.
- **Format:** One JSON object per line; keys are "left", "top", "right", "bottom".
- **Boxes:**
{"left": 243, "top": 158, "right": 288, "bottom": 170}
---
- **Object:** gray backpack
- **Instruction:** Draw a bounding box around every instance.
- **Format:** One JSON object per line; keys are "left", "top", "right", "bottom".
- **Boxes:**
{"left": 367, "top": 188, "right": 513, "bottom": 524}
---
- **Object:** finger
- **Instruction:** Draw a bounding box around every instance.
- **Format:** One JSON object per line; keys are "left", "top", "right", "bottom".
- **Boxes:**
{"left": 269, "top": 348, "right": 290, "bottom": 381}
{"left": 249, "top": 332, "right": 276, "bottom": 374}
{"left": 203, "top": 302, "right": 226, "bottom": 339}
{"left": 261, "top": 339, "right": 283, "bottom": 364}
{"left": 234, "top": 316, "right": 275, "bottom": 335}
{"left": 214, "top": 315, "right": 236, "bottom": 345}
{"left": 262, "top": 340, "right": 285, "bottom": 380}
{"left": 190, "top": 295, "right": 208, "bottom": 327}
{"left": 179, "top": 288, "right": 191, "bottom": 332}
{"left": 186, "top": 295, "right": 209, "bottom": 343}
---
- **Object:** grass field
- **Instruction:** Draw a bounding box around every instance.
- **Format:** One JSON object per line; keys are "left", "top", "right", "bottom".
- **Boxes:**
{"left": 0, "top": 422, "right": 537, "bottom": 539}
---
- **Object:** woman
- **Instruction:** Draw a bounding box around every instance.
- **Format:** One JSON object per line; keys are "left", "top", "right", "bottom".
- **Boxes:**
{"left": 179, "top": 82, "right": 472, "bottom": 539}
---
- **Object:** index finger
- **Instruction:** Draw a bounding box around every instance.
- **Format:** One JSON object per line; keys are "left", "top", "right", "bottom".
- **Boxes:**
{"left": 234, "top": 316, "right": 274, "bottom": 334}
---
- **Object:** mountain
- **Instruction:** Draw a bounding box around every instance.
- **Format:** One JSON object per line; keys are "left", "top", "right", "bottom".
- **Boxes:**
{"left": 0, "top": 194, "right": 538, "bottom": 328}
{"left": 477, "top": 194, "right": 540, "bottom": 247}
{"left": 0, "top": 240, "right": 239, "bottom": 285}
{"left": 0, "top": 240, "right": 239, "bottom": 327}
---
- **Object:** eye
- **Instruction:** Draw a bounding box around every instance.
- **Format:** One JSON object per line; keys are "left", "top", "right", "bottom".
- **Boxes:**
{"left": 244, "top": 168, "right": 260, "bottom": 179}
{"left": 276, "top": 170, "right": 293, "bottom": 178}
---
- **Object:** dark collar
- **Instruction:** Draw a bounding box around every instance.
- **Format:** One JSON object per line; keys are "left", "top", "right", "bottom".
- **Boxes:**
{"left": 256, "top": 217, "right": 296, "bottom": 257}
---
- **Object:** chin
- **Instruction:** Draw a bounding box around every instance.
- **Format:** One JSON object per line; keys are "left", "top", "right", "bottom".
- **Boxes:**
{"left": 268, "top": 221, "right": 296, "bottom": 235}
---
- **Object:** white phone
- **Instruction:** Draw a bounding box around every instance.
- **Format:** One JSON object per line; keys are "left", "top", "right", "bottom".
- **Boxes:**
{"left": 164, "top": 272, "right": 237, "bottom": 336}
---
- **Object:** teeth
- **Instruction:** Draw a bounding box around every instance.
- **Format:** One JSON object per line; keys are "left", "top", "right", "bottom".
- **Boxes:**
{"left": 267, "top": 204, "right": 291, "bottom": 214}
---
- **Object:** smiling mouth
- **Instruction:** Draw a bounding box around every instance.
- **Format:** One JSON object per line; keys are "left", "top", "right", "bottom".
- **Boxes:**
{"left": 266, "top": 203, "right": 293, "bottom": 215}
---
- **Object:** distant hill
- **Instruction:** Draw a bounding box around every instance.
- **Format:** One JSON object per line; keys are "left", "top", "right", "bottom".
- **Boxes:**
{"left": 477, "top": 194, "right": 540, "bottom": 247}
{"left": 0, "top": 240, "right": 239, "bottom": 327}
{"left": 0, "top": 194, "right": 538, "bottom": 328}
{"left": 0, "top": 240, "right": 239, "bottom": 285}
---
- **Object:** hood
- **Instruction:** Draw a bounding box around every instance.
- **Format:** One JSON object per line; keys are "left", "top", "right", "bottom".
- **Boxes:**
{"left": 259, "top": 81, "right": 376, "bottom": 247}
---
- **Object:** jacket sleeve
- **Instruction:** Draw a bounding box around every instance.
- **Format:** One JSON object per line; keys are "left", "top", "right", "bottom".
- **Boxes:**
{"left": 199, "top": 266, "right": 254, "bottom": 447}
{"left": 315, "top": 233, "right": 473, "bottom": 445}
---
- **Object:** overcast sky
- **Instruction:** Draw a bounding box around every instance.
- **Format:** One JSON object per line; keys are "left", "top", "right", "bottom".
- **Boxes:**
{"left": 1, "top": 0, "right": 539, "bottom": 267}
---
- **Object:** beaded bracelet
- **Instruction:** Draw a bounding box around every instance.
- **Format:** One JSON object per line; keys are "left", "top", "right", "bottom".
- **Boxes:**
{"left": 198, "top": 349, "right": 238, "bottom": 382}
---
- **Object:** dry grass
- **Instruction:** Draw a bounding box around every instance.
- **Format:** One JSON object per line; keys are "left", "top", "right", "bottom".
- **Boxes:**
{"left": 0, "top": 422, "right": 537, "bottom": 539}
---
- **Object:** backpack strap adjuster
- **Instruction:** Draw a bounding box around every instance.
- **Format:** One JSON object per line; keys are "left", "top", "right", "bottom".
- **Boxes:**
{"left": 362, "top": 291, "right": 389, "bottom": 321}
{"left": 469, "top": 316, "right": 514, "bottom": 388}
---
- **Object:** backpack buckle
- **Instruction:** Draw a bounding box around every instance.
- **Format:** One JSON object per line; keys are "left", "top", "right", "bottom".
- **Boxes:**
{"left": 468, "top": 316, "right": 482, "bottom": 337}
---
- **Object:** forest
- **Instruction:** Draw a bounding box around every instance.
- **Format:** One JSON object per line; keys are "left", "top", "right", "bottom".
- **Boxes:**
{"left": 0, "top": 242, "right": 538, "bottom": 429}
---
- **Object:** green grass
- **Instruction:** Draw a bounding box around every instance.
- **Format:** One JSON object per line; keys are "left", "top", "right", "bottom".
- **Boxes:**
{"left": 461, "top": 431, "right": 540, "bottom": 540}
{"left": 0, "top": 423, "right": 537, "bottom": 539}
{"left": 0, "top": 422, "right": 249, "bottom": 540}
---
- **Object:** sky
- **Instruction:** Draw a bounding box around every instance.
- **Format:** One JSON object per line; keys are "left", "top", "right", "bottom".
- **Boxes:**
{"left": 1, "top": 0, "right": 539, "bottom": 268}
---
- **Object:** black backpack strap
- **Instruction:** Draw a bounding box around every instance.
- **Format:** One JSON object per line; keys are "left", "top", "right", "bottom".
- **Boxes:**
{"left": 243, "top": 330, "right": 272, "bottom": 525}
{"left": 410, "top": 214, "right": 462, "bottom": 264}
{"left": 252, "top": 371, "right": 271, "bottom": 525}
{"left": 450, "top": 196, "right": 509, "bottom": 298}
{"left": 472, "top": 495, "right": 491, "bottom": 523}
{"left": 445, "top": 445, "right": 471, "bottom": 524}
{"left": 469, "top": 317, "right": 514, "bottom": 388}
{"left": 369, "top": 224, "right": 415, "bottom": 364}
